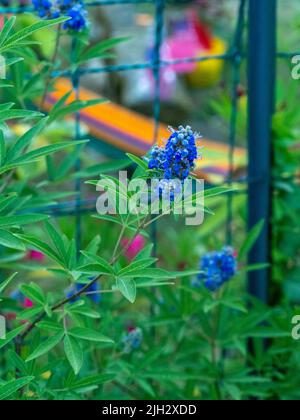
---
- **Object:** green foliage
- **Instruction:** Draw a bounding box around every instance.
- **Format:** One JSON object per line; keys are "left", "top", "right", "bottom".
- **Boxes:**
{"left": 0, "top": 11, "right": 297, "bottom": 402}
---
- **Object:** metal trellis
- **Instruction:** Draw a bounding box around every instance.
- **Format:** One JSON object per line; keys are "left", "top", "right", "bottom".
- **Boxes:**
{"left": 0, "top": 0, "right": 286, "bottom": 303}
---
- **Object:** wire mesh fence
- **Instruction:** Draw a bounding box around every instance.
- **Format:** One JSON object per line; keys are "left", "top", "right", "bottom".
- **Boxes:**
{"left": 0, "top": 0, "right": 293, "bottom": 302}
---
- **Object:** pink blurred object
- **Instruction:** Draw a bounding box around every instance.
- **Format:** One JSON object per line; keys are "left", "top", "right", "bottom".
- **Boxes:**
{"left": 163, "top": 31, "right": 198, "bottom": 74}
{"left": 6, "top": 312, "right": 17, "bottom": 321}
{"left": 28, "top": 250, "right": 45, "bottom": 262}
{"left": 24, "top": 298, "right": 33, "bottom": 308}
{"left": 163, "top": 10, "right": 213, "bottom": 74}
{"left": 121, "top": 235, "right": 146, "bottom": 261}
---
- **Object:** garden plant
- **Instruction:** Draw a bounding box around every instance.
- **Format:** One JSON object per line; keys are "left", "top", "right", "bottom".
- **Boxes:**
{"left": 0, "top": 0, "right": 299, "bottom": 402}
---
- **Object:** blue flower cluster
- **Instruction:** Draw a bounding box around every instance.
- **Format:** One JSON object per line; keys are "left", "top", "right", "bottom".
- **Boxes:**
{"left": 193, "top": 247, "right": 237, "bottom": 292}
{"left": 67, "top": 278, "right": 101, "bottom": 304}
{"left": 32, "top": 0, "right": 88, "bottom": 31}
{"left": 122, "top": 327, "right": 143, "bottom": 354}
{"left": 147, "top": 125, "right": 201, "bottom": 181}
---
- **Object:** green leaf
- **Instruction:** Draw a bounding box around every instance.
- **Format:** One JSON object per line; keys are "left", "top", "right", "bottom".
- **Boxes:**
{"left": 0, "top": 376, "right": 35, "bottom": 400}
{"left": 36, "top": 321, "right": 63, "bottom": 332}
{"left": 0, "top": 109, "right": 43, "bottom": 123}
{"left": 0, "top": 17, "right": 68, "bottom": 54}
{"left": 116, "top": 277, "right": 136, "bottom": 303}
{"left": 0, "top": 229, "right": 25, "bottom": 251}
{"left": 239, "top": 263, "right": 270, "bottom": 273}
{"left": 49, "top": 99, "right": 105, "bottom": 123}
{"left": 0, "top": 324, "right": 27, "bottom": 350}
{"left": 117, "top": 258, "right": 157, "bottom": 276}
{"left": 68, "top": 374, "right": 115, "bottom": 391}
{"left": 6, "top": 117, "right": 49, "bottom": 162}
{"left": 79, "top": 251, "right": 113, "bottom": 274}
{"left": 0, "top": 272, "right": 17, "bottom": 294}
{"left": 0, "top": 130, "right": 5, "bottom": 166}
{"left": 75, "top": 159, "right": 130, "bottom": 178}
{"left": 0, "top": 16, "right": 16, "bottom": 47}
{"left": 69, "top": 327, "right": 114, "bottom": 343}
{"left": 26, "top": 331, "right": 64, "bottom": 362}
{"left": 126, "top": 153, "right": 148, "bottom": 171}
{"left": 20, "top": 283, "right": 45, "bottom": 306}
{"left": 68, "top": 306, "right": 100, "bottom": 319}
{"left": 17, "top": 307, "right": 43, "bottom": 321}
{"left": 121, "top": 268, "right": 176, "bottom": 279}
{"left": 238, "top": 220, "right": 265, "bottom": 261}
{"left": 15, "top": 233, "right": 64, "bottom": 266}
{"left": 204, "top": 186, "right": 236, "bottom": 198}
{"left": 223, "top": 383, "right": 242, "bottom": 401}
{"left": 7, "top": 350, "right": 28, "bottom": 376}
{"left": 0, "top": 214, "right": 49, "bottom": 228}
{"left": 64, "top": 335, "right": 83, "bottom": 375}
{"left": 44, "top": 221, "right": 67, "bottom": 263}
{"left": 77, "top": 37, "right": 129, "bottom": 64}
{"left": 11, "top": 140, "right": 88, "bottom": 165}
{"left": 0, "top": 193, "right": 17, "bottom": 212}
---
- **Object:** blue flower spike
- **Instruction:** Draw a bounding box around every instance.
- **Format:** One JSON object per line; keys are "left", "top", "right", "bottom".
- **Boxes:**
{"left": 147, "top": 125, "right": 202, "bottom": 181}
{"left": 32, "top": 0, "right": 88, "bottom": 31}
{"left": 194, "top": 246, "right": 237, "bottom": 292}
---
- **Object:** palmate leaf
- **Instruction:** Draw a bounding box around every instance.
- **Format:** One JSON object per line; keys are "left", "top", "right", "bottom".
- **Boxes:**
{"left": 26, "top": 331, "right": 65, "bottom": 362}
{"left": 0, "top": 377, "right": 35, "bottom": 401}
{"left": 0, "top": 17, "right": 68, "bottom": 54}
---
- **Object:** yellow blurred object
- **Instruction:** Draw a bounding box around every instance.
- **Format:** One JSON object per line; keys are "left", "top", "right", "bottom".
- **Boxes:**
{"left": 16, "top": 15, "right": 57, "bottom": 59}
{"left": 238, "top": 95, "right": 248, "bottom": 114}
{"left": 193, "top": 386, "right": 202, "bottom": 398}
{"left": 186, "top": 37, "right": 227, "bottom": 88}
{"left": 41, "top": 371, "right": 52, "bottom": 380}
{"left": 29, "top": 269, "right": 55, "bottom": 279}
{"left": 25, "top": 390, "right": 35, "bottom": 398}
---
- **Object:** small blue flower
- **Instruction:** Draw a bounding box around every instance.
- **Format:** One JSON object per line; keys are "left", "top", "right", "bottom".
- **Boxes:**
{"left": 31, "top": 0, "right": 88, "bottom": 31}
{"left": 62, "top": 3, "right": 88, "bottom": 31}
{"left": 156, "top": 178, "right": 183, "bottom": 202}
{"left": 194, "top": 247, "right": 237, "bottom": 292}
{"left": 146, "top": 125, "right": 201, "bottom": 181}
{"left": 122, "top": 327, "right": 143, "bottom": 353}
{"left": 66, "top": 278, "right": 101, "bottom": 303}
